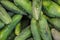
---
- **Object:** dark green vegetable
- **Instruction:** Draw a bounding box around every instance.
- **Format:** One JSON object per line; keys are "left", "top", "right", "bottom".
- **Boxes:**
{"left": 1, "top": 1, "right": 27, "bottom": 15}
{"left": 43, "top": 0, "right": 60, "bottom": 17}
{"left": 0, "top": 5, "right": 12, "bottom": 24}
{"left": 39, "top": 12, "right": 52, "bottom": 40}
{"left": 31, "top": 18, "right": 41, "bottom": 40}
{"left": 14, "top": 26, "right": 31, "bottom": 40}
{"left": 47, "top": 17, "right": 60, "bottom": 30}
{"left": 0, "top": 21, "right": 4, "bottom": 29}
{"left": 0, "top": 15, "right": 22, "bottom": 40}
{"left": 15, "top": 23, "right": 21, "bottom": 36}
{"left": 53, "top": 0, "right": 60, "bottom": 5}
{"left": 14, "top": 0, "right": 32, "bottom": 15}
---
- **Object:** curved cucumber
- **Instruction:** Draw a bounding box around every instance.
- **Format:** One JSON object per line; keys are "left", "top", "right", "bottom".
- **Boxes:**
{"left": 0, "top": 15, "right": 22, "bottom": 40}
{"left": 31, "top": 18, "right": 41, "bottom": 40}
{"left": 43, "top": 1, "right": 60, "bottom": 17}
{"left": 39, "top": 12, "right": 52, "bottom": 40}
{"left": 1, "top": 1, "right": 27, "bottom": 15}
{"left": 14, "top": 0, "right": 32, "bottom": 15}
{"left": 14, "top": 27, "right": 31, "bottom": 40}
{"left": 0, "top": 5, "right": 12, "bottom": 24}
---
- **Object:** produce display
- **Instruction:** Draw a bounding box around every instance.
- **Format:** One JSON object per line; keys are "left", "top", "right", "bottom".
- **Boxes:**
{"left": 0, "top": 0, "right": 60, "bottom": 40}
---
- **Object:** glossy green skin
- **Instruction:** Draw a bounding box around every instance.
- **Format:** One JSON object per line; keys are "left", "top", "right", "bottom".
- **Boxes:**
{"left": 54, "top": 0, "right": 60, "bottom": 5}
{"left": 39, "top": 13, "right": 52, "bottom": 40}
{"left": 14, "top": 0, "right": 32, "bottom": 15}
{"left": 47, "top": 18, "right": 60, "bottom": 30}
{"left": 32, "top": 0, "right": 42, "bottom": 20}
{"left": 15, "top": 23, "right": 21, "bottom": 36}
{"left": 0, "top": 15, "right": 22, "bottom": 40}
{"left": 1, "top": 1, "right": 27, "bottom": 15}
{"left": 0, "top": 5, "right": 12, "bottom": 24}
{"left": 0, "top": 21, "right": 4, "bottom": 29}
{"left": 43, "top": 1, "right": 60, "bottom": 17}
{"left": 14, "top": 27, "right": 31, "bottom": 40}
{"left": 31, "top": 18, "right": 41, "bottom": 40}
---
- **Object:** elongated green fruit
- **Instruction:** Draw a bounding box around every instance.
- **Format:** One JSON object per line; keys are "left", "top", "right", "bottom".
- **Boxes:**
{"left": 43, "top": 1, "right": 60, "bottom": 17}
{"left": 47, "top": 17, "right": 60, "bottom": 30}
{"left": 31, "top": 18, "right": 41, "bottom": 40}
{"left": 51, "top": 28, "right": 60, "bottom": 40}
{"left": 1, "top": 1, "right": 27, "bottom": 15}
{"left": 14, "top": 27, "right": 31, "bottom": 40}
{"left": 0, "top": 5, "right": 12, "bottom": 24}
{"left": 14, "top": 0, "right": 32, "bottom": 15}
{"left": 32, "top": 0, "right": 42, "bottom": 20}
{"left": 53, "top": 0, "right": 60, "bottom": 5}
{"left": 15, "top": 23, "right": 21, "bottom": 36}
{"left": 0, "top": 21, "right": 4, "bottom": 29}
{"left": 39, "top": 12, "right": 52, "bottom": 40}
{"left": 0, "top": 15, "right": 22, "bottom": 40}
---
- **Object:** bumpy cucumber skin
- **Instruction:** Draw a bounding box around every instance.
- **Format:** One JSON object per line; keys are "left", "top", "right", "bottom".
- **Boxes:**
{"left": 0, "top": 15, "right": 22, "bottom": 40}
{"left": 14, "top": 27, "right": 31, "bottom": 40}
{"left": 0, "top": 5, "right": 12, "bottom": 24}
{"left": 1, "top": 1, "right": 26, "bottom": 15}
{"left": 31, "top": 18, "right": 41, "bottom": 40}
{"left": 43, "top": 1, "right": 60, "bottom": 17}
{"left": 47, "top": 18, "right": 60, "bottom": 30}
{"left": 39, "top": 13, "right": 52, "bottom": 40}
{"left": 14, "top": 0, "right": 32, "bottom": 15}
{"left": 32, "top": 0, "right": 42, "bottom": 20}
{"left": 0, "top": 21, "right": 4, "bottom": 29}
{"left": 15, "top": 23, "right": 21, "bottom": 36}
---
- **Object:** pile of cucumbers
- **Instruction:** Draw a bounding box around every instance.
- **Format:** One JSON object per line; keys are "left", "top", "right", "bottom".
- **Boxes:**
{"left": 0, "top": 0, "right": 60, "bottom": 40}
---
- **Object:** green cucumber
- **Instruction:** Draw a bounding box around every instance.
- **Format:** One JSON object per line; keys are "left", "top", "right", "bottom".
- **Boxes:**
{"left": 39, "top": 12, "right": 52, "bottom": 40}
{"left": 1, "top": 1, "right": 27, "bottom": 15}
{"left": 15, "top": 23, "right": 21, "bottom": 36}
{"left": 53, "top": 0, "right": 60, "bottom": 5}
{"left": 32, "top": 0, "right": 42, "bottom": 20}
{"left": 0, "top": 5, "right": 12, "bottom": 24}
{"left": 31, "top": 18, "right": 41, "bottom": 40}
{"left": 43, "top": 1, "right": 60, "bottom": 17}
{"left": 47, "top": 17, "right": 60, "bottom": 30}
{"left": 0, "top": 15, "right": 22, "bottom": 40}
{"left": 14, "top": 26, "right": 31, "bottom": 40}
{"left": 0, "top": 21, "right": 4, "bottom": 29}
{"left": 14, "top": 0, "right": 32, "bottom": 15}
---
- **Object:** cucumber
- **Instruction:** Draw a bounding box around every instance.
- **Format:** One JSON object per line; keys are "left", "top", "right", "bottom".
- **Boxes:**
{"left": 14, "top": 0, "right": 32, "bottom": 15}
{"left": 53, "top": 0, "right": 60, "bottom": 5}
{"left": 47, "top": 17, "right": 60, "bottom": 30}
{"left": 14, "top": 26, "right": 31, "bottom": 40}
{"left": 0, "top": 5, "right": 12, "bottom": 24}
{"left": 0, "top": 15, "right": 22, "bottom": 40}
{"left": 43, "top": 1, "right": 60, "bottom": 17}
{"left": 39, "top": 12, "right": 52, "bottom": 40}
{"left": 0, "top": 21, "right": 4, "bottom": 29}
{"left": 1, "top": 1, "right": 27, "bottom": 15}
{"left": 31, "top": 18, "right": 41, "bottom": 40}
{"left": 32, "top": 0, "right": 42, "bottom": 20}
{"left": 15, "top": 23, "right": 21, "bottom": 36}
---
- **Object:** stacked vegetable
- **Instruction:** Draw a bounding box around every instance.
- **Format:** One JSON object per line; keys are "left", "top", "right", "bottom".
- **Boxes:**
{"left": 0, "top": 0, "right": 60, "bottom": 40}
